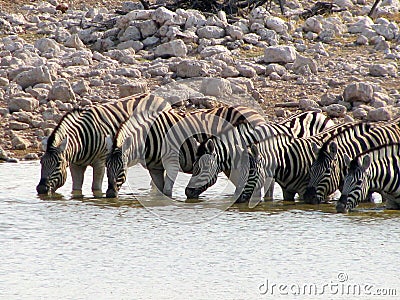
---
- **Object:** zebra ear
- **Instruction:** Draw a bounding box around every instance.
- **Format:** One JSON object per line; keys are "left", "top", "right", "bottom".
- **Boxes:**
{"left": 105, "top": 135, "right": 113, "bottom": 152}
{"left": 311, "top": 142, "right": 319, "bottom": 155}
{"left": 205, "top": 139, "right": 215, "bottom": 154}
{"left": 58, "top": 136, "right": 68, "bottom": 152}
{"left": 122, "top": 136, "right": 132, "bottom": 153}
{"left": 41, "top": 137, "right": 48, "bottom": 151}
{"left": 361, "top": 155, "right": 371, "bottom": 171}
{"left": 343, "top": 153, "right": 352, "bottom": 167}
{"left": 329, "top": 142, "right": 338, "bottom": 159}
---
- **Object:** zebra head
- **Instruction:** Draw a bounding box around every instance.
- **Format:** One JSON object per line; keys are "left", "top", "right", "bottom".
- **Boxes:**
{"left": 337, "top": 154, "right": 371, "bottom": 213}
{"left": 304, "top": 141, "right": 339, "bottom": 204}
{"left": 36, "top": 136, "right": 69, "bottom": 195}
{"left": 105, "top": 136, "right": 132, "bottom": 198}
{"left": 185, "top": 139, "right": 219, "bottom": 199}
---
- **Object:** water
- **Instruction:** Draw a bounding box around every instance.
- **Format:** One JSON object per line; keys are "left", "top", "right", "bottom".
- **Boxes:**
{"left": 1, "top": 162, "right": 400, "bottom": 299}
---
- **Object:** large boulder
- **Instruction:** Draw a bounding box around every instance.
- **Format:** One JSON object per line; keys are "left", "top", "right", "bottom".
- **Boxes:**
{"left": 343, "top": 82, "right": 374, "bottom": 103}
{"left": 154, "top": 40, "right": 187, "bottom": 58}
{"left": 14, "top": 66, "right": 53, "bottom": 89}
{"left": 263, "top": 46, "right": 297, "bottom": 64}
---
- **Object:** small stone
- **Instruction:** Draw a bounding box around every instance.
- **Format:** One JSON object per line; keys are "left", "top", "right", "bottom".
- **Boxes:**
{"left": 9, "top": 121, "right": 29, "bottom": 130}
{"left": 343, "top": 82, "right": 374, "bottom": 103}
{"left": 119, "top": 81, "right": 148, "bottom": 98}
{"left": 48, "top": 79, "right": 76, "bottom": 103}
{"left": 24, "top": 153, "right": 39, "bottom": 160}
{"left": 323, "top": 104, "right": 347, "bottom": 118}
{"left": 264, "top": 45, "right": 297, "bottom": 64}
{"left": 299, "top": 98, "right": 319, "bottom": 110}
{"left": 8, "top": 96, "right": 39, "bottom": 113}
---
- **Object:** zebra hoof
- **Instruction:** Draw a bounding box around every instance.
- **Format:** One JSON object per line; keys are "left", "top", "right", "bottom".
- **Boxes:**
{"left": 106, "top": 189, "right": 118, "bottom": 198}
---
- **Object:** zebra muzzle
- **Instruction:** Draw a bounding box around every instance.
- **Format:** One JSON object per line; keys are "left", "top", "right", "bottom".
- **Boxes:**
{"left": 36, "top": 179, "right": 50, "bottom": 195}
{"left": 336, "top": 196, "right": 348, "bottom": 213}
{"left": 185, "top": 187, "right": 201, "bottom": 199}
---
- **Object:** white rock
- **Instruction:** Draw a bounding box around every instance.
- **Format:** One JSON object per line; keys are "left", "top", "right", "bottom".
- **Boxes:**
{"left": 12, "top": 135, "right": 30, "bottom": 150}
{"left": 236, "top": 64, "right": 257, "bottom": 78}
{"left": 299, "top": 98, "right": 319, "bottom": 110}
{"left": 343, "top": 82, "right": 374, "bottom": 103}
{"left": 14, "top": 66, "right": 53, "bottom": 89}
{"left": 152, "top": 7, "right": 176, "bottom": 25}
{"left": 176, "top": 60, "right": 209, "bottom": 78}
{"left": 348, "top": 17, "right": 374, "bottom": 33}
{"left": 367, "top": 107, "right": 392, "bottom": 121}
{"left": 200, "top": 78, "right": 232, "bottom": 97}
{"left": 356, "top": 35, "right": 369, "bottom": 45}
{"left": 320, "top": 93, "right": 339, "bottom": 106}
{"left": 263, "top": 46, "right": 297, "bottom": 64}
{"left": 265, "top": 63, "right": 287, "bottom": 76}
{"left": 9, "top": 121, "right": 30, "bottom": 130}
{"left": 119, "top": 25, "right": 141, "bottom": 42}
{"left": 199, "top": 45, "right": 230, "bottom": 58}
{"left": 64, "top": 34, "right": 86, "bottom": 49}
{"left": 226, "top": 25, "right": 244, "bottom": 40}
{"left": 135, "top": 20, "right": 158, "bottom": 38}
{"left": 197, "top": 26, "right": 225, "bottom": 39}
{"left": 243, "top": 33, "right": 260, "bottom": 45}
{"left": 154, "top": 40, "right": 187, "bottom": 58}
{"left": 369, "top": 63, "right": 397, "bottom": 77}
{"left": 8, "top": 96, "right": 39, "bottom": 113}
{"left": 323, "top": 104, "right": 347, "bottom": 117}
{"left": 303, "top": 17, "right": 323, "bottom": 34}
{"left": 34, "top": 38, "right": 60, "bottom": 56}
{"left": 119, "top": 81, "right": 148, "bottom": 98}
{"left": 72, "top": 79, "right": 91, "bottom": 95}
{"left": 266, "top": 17, "right": 287, "bottom": 34}
{"left": 0, "top": 77, "right": 9, "bottom": 86}
{"left": 292, "top": 54, "right": 318, "bottom": 74}
{"left": 48, "top": 79, "right": 76, "bottom": 103}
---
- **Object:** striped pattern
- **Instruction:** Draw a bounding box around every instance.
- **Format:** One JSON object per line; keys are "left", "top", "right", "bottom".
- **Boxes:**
{"left": 185, "top": 111, "right": 335, "bottom": 201}
{"left": 337, "top": 143, "right": 400, "bottom": 212}
{"left": 37, "top": 93, "right": 170, "bottom": 195}
{"left": 305, "top": 120, "right": 400, "bottom": 204}
{"left": 105, "top": 105, "right": 267, "bottom": 197}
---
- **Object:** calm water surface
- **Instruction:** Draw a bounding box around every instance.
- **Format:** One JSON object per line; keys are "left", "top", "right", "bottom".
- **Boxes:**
{"left": 1, "top": 161, "right": 400, "bottom": 299}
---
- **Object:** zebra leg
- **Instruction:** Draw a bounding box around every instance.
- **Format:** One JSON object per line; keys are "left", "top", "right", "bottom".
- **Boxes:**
{"left": 91, "top": 161, "right": 105, "bottom": 197}
{"left": 148, "top": 169, "right": 165, "bottom": 194}
{"left": 282, "top": 189, "right": 296, "bottom": 201}
{"left": 385, "top": 199, "right": 400, "bottom": 210}
{"left": 70, "top": 164, "right": 87, "bottom": 195}
{"left": 263, "top": 178, "right": 275, "bottom": 201}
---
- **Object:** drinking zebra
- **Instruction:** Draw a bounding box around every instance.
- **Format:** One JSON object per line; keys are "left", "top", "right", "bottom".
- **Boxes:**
{"left": 105, "top": 105, "right": 267, "bottom": 198}
{"left": 304, "top": 120, "right": 400, "bottom": 204}
{"left": 185, "top": 111, "right": 336, "bottom": 201}
{"left": 36, "top": 93, "right": 170, "bottom": 196}
{"left": 337, "top": 143, "right": 400, "bottom": 212}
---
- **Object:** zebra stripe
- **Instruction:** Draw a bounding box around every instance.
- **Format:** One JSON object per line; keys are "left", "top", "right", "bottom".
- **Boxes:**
{"left": 105, "top": 105, "right": 267, "bottom": 198}
{"left": 185, "top": 111, "right": 335, "bottom": 201}
{"left": 37, "top": 93, "right": 170, "bottom": 195}
{"left": 337, "top": 143, "right": 400, "bottom": 212}
{"left": 305, "top": 120, "right": 400, "bottom": 204}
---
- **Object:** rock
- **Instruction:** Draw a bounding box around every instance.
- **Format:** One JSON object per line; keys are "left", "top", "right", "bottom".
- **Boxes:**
{"left": 8, "top": 96, "right": 39, "bottom": 113}
{"left": 119, "top": 25, "right": 141, "bottom": 42}
{"left": 11, "top": 135, "right": 30, "bottom": 150}
{"left": 14, "top": 66, "right": 53, "bottom": 89}
{"left": 176, "top": 60, "right": 209, "bottom": 78}
{"left": 367, "top": 107, "right": 392, "bottom": 121}
{"left": 34, "top": 38, "right": 60, "bottom": 57}
{"left": 48, "top": 79, "right": 76, "bottom": 103}
{"left": 64, "top": 34, "right": 85, "bottom": 49}
{"left": 197, "top": 26, "right": 225, "bottom": 39}
{"left": 299, "top": 99, "right": 319, "bottom": 110}
{"left": 200, "top": 78, "right": 232, "bottom": 97}
{"left": 265, "top": 63, "right": 287, "bottom": 76}
{"left": 356, "top": 35, "right": 369, "bottom": 45}
{"left": 135, "top": 20, "right": 158, "bottom": 38}
{"left": 119, "top": 81, "right": 148, "bottom": 98}
{"left": 266, "top": 16, "right": 287, "bottom": 34}
{"left": 303, "top": 17, "right": 323, "bottom": 34}
{"left": 9, "top": 121, "right": 30, "bottom": 130}
{"left": 152, "top": 6, "right": 176, "bottom": 25}
{"left": 226, "top": 25, "right": 244, "bottom": 40}
{"left": 263, "top": 46, "right": 297, "bottom": 64}
{"left": 24, "top": 153, "right": 39, "bottom": 160}
{"left": 320, "top": 93, "right": 339, "bottom": 106}
{"left": 0, "top": 77, "right": 9, "bottom": 86}
{"left": 72, "top": 79, "right": 91, "bottom": 95}
{"left": 323, "top": 104, "right": 347, "bottom": 117}
{"left": 154, "top": 40, "right": 187, "bottom": 58}
{"left": 343, "top": 82, "right": 374, "bottom": 103}
{"left": 348, "top": 17, "right": 374, "bottom": 34}
{"left": 243, "top": 33, "right": 260, "bottom": 45}
{"left": 236, "top": 64, "right": 257, "bottom": 78}
{"left": 199, "top": 45, "right": 230, "bottom": 58}
{"left": 292, "top": 54, "right": 318, "bottom": 75}
{"left": 0, "top": 147, "right": 8, "bottom": 160}
{"left": 369, "top": 63, "right": 397, "bottom": 77}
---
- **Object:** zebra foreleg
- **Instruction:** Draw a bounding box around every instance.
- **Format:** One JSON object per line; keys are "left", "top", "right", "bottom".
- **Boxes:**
{"left": 91, "top": 161, "right": 105, "bottom": 197}
{"left": 149, "top": 169, "right": 165, "bottom": 194}
{"left": 263, "top": 178, "right": 275, "bottom": 201}
{"left": 282, "top": 189, "right": 296, "bottom": 201}
{"left": 70, "top": 164, "right": 87, "bottom": 195}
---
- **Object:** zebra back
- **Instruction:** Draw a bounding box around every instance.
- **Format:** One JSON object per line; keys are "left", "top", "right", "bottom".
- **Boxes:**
{"left": 338, "top": 142, "right": 400, "bottom": 211}
{"left": 306, "top": 120, "right": 400, "bottom": 203}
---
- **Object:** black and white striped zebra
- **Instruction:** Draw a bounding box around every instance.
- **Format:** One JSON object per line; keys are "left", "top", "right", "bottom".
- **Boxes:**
{"left": 185, "top": 111, "right": 335, "bottom": 201}
{"left": 36, "top": 93, "right": 170, "bottom": 196}
{"left": 105, "top": 105, "right": 267, "bottom": 198}
{"left": 337, "top": 143, "right": 400, "bottom": 212}
{"left": 304, "top": 120, "right": 400, "bottom": 204}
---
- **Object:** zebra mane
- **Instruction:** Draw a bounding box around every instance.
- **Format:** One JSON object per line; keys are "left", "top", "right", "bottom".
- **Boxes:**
{"left": 318, "top": 121, "right": 374, "bottom": 153}
{"left": 352, "top": 142, "right": 400, "bottom": 162}
{"left": 46, "top": 107, "right": 86, "bottom": 149}
{"left": 113, "top": 117, "right": 131, "bottom": 149}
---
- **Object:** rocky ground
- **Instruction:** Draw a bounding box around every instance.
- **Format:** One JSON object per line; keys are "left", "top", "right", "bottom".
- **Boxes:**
{"left": 0, "top": 0, "right": 399, "bottom": 161}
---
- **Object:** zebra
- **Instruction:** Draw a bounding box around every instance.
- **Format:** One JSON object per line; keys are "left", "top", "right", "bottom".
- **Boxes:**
{"left": 36, "top": 93, "right": 170, "bottom": 196}
{"left": 185, "top": 111, "right": 336, "bottom": 201}
{"left": 337, "top": 143, "right": 400, "bottom": 212}
{"left": 105, "top": 105, "right": 267, "bottom": 198}
{"left": 304, "top": 120, "right": 400, "bottom": 204}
